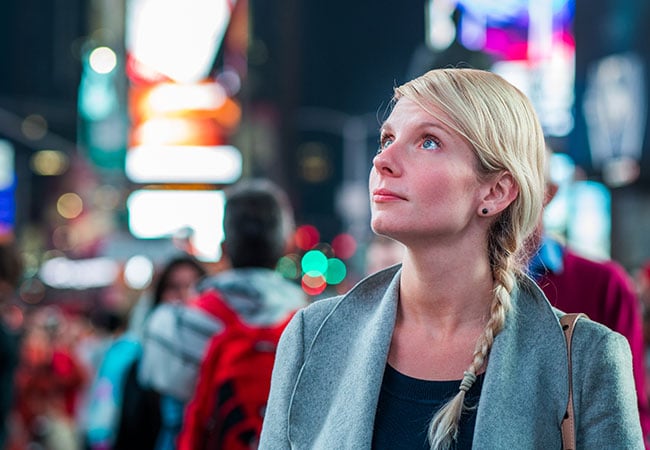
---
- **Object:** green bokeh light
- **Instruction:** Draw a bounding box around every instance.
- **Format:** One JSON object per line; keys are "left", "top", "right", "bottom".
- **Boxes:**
{"left": 276, "top": 255, "right": 299, "bottom": 279}
{"left": 301, "top": 250, "right": 328, "bottom": 275}
{"left": 326, "top": 258, "right": 347, "bottom": 284}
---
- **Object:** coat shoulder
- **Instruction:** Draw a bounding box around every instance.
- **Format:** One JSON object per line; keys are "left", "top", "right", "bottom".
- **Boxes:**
{"left": 554, "top": 309, "right": 627, "bottom": 345}
{"left": 296, "top": 265, "right": 401, "bottom": 333}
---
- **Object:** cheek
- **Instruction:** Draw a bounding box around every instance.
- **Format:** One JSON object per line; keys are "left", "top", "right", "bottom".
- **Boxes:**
{"left": 161, "top": 289, "right": 179, "bottom": 301}
{"left": 369, "top": 168, "right": 379, "bottom": 189}
{"left": 421, "top": 171, "right": 475, "bottom": 207}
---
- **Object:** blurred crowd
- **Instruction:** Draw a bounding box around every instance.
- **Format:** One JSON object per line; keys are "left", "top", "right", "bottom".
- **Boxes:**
{"left": 0, "top": 179, "right": 311, "bottom": 450}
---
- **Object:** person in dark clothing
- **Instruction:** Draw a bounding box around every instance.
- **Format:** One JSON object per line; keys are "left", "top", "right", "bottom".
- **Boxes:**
{"left": 96, "top": 255, "right": 207, "bottom": 450}
{"left": 0, "top": 240, "right": 23, "bottom": 450}
{"left": 112, "top": 361, "right": 161, "bottom": 450}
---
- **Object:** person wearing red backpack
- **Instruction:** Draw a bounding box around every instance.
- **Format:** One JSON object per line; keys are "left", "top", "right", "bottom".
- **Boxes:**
{"left": 177, "top": 288, "right": 296, "bottom": 450}
{"left": 141, "top": 179, "right": 308, "bottom": 450}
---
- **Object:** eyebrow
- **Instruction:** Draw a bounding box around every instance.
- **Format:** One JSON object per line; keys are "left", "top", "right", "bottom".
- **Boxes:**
{"left": 381, "top": 121, "right": 452, "bottom": 137}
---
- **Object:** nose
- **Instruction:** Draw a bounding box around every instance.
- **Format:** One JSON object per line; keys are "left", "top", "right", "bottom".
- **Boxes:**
{"left": 372, "top": 147, "right": 400, "bottom": 176}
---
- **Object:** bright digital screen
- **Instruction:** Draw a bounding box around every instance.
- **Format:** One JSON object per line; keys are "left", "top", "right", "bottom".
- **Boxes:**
{"left": 440, "top": 0, "right": 576, "bottom": 137}
{"left": 566, "top": 181, "right": 611, "bottom": 260}
{"left": 127, "top": 189, "right": 225, "bottom": 261}
{"left": 40, "top": 257, "right": 120, "bottom": 289}
{"left": 125, "top": 0, "right": 234, "bottom": 83}
{"left": 125, "top": 144, "right": 242, "bottom": 184}
{"left": 456, "top": 0, "right": 574, "bottom": 59}
{"left": 0, "top": 140, "right": 16, "bottom": 235}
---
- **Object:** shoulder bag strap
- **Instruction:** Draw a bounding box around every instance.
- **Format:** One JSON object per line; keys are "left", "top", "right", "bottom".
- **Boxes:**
{"left": 559, "top": 313, "right": 587, "bottom": 450}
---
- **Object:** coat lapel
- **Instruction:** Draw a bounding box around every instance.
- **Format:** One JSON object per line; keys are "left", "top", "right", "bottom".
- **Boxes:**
{"left": 288, "top": 268, "right": 401, "bottom": 449}
{"left": 473, "top": 277, "right": 568, "bottom": 448}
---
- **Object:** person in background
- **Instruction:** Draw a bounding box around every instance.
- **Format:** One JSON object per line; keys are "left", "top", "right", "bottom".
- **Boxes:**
{"left": 126, "top": 255, "right": 208, "bottom": 336}
{"left": 139, "top": 179, "right": 308, "bottom": 450}
{"left": 635, "top": 262, "right": 650, "bottom": 408}
{"left": 528, "top": 149, "right": 650, "bottom": 445}
{"left": 637, "top": 263, "right": 650, "bottom": 312}
{"left": 0, "top": 241, "right": 23, "bottom": 450}
{"left": 13, "top": 306, "right": 88, "bottom": 450}
{"left": 259, "top": 68, "right": 643, "bottom": 449}
{"left": 83, "top": 254, "right": 207, "bottom": 450}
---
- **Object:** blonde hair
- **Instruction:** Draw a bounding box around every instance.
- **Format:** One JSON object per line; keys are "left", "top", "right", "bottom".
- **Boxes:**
{"left": 394, "top": 68, "right": 546, "bottom": 449}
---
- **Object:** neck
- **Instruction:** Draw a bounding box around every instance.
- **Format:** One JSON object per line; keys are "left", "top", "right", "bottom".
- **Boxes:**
{"left": 398, "top": 242, "right": 494, "bottom": 332}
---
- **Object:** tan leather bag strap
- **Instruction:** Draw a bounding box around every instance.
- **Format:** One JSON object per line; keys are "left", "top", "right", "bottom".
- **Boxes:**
{"left": 560, "top": 313, "right": 586, "bottom": 450}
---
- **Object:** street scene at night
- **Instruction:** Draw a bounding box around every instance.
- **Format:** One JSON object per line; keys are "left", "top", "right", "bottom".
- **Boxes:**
{"left": 2, "top": 1, "right": 650, "bottom": 449}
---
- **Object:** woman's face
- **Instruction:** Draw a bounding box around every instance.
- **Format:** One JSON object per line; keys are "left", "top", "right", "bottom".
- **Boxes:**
{"left": 369, "top": 97, "right": 487, "bottom": 246}
{"left": 160, "top": 264, "right": 202, "bottom": 304}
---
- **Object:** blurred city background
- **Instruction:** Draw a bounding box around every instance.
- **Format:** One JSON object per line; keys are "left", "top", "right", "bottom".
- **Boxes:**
{"left": 1, "top": 0, "right": 650, "bottom": 305}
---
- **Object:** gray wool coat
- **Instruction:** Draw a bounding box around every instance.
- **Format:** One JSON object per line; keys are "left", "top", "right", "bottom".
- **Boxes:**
{"left": 259, "top": 265, "right": 644, "bottom": 449}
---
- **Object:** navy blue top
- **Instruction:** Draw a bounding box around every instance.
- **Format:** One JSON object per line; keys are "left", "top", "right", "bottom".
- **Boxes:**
{"left": 372, "top": 364, "right": 484, "bottom": 449}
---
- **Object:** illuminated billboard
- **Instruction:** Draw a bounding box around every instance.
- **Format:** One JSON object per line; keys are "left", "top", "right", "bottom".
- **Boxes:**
{"left": 571, "top": 0, "right": 649, "bottom": 186}
{"left": 0, "top": 140, "right": 15, "bottom": 236}
{"left": 123, "top": 0, "right": 247, "bottom": 261}
{"left": 427, "top": 0, "right": 575, "bottom": 137}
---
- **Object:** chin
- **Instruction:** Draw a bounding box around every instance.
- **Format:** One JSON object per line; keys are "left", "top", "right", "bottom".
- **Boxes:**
{"left": 370, "top": 222, "right": 395, "bottom": 239}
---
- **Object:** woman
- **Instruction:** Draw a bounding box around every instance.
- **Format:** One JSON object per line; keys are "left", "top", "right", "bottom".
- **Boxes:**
{"left": 100, "top": 255, "right": 206, "bottom": 450}
{"left": 259, "top": 68, "right": 643, "bottom": 449}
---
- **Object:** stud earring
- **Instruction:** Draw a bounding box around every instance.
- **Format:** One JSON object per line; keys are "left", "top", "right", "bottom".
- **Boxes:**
{"left": 481, "top": 208, "right": 488, "bottom": 215}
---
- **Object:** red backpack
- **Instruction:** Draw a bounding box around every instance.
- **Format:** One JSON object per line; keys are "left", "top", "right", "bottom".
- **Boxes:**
{"left": 178, "top": 289, "right": 294, "bottom": 450}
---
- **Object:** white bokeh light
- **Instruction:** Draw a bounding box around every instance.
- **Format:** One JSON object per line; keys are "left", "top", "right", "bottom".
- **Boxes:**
{"left": 124, "top": 255, "right": 155, "bottom": 289}
{"left": 89, "top": 46, "right": 117, "bottom": 74}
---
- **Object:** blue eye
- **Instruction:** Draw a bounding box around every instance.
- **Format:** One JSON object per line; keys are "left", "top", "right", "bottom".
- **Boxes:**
{"left": 377, "top": 138, "right": 393, "bottom": 154}
{"left": 423, "top": 137, "right": 439, "bottom": 150}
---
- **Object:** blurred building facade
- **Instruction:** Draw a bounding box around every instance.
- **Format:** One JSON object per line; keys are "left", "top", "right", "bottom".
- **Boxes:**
{"left": 1, "top": 0, "right": 650, "bottom": 291}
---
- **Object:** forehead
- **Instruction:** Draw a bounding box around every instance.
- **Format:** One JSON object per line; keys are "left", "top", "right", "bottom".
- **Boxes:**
{"left": 167, "top": 265, "right": 201, "bottom": 282}
{"left": 383, "top": 97, "right": 458, "bottom": 135}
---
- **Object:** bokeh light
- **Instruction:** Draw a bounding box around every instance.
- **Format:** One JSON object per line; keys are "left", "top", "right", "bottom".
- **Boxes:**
{"left": 298, "top": 142, "right": 331, "bottom": 183}
{"left": 3, "top": 304, "right": 24, "bottom": 330}
{"left": 301, "top": 271, "right": 327, "bottom": 296}
{"left": 276, "top": 254, "right": 300, "bottom": 279}
{"left": 294, "top": 225, "right": 319, "bottom": 251}
{"left": 89, "top": 46, "right": 117, "bottom": 74}
{"left": 57, "top": 192, "right": 84, "bottom": 219}
{"left": 30, "top": 150, "right": 69, "bottom": 176}
{"left": 326, "top": 258, "right": 347, "bottom": 285}
{"left": 291, "top": 238, "right": 352, "bottom": 293}
{"left": 124, "top": 255, "right": 154, "bottom": 289}
{"left": 51, "top": 225, "right": 73, "bottom": 251}
{"left": 301, "top": 250, "right": 328, "bottom": 275}
{"left": 313, "top": 242, "right": 334, "bottom": 258}
{"left": 19, "top": 278, "right": 46, "bottom": 304}
{"left": 331, "top": 233, "right": 357, "bottom": 259}
{"left": 21, "top": 114, "right": 48, "bottom": 140}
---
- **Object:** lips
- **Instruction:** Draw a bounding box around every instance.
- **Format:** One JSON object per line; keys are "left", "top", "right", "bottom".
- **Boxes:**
{"left": 372, "top": 188, "right": 406, "bottom": 202}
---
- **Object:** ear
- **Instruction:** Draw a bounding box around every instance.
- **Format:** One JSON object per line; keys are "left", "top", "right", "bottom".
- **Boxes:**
{"left": 544, "top": 181, "right": 559, "bottom": 207}
{"left": 219, "top": 241, "right": 231, "bottom": 265}
{"left": 479, "top": 171, "right": 519, "bottom": 217}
